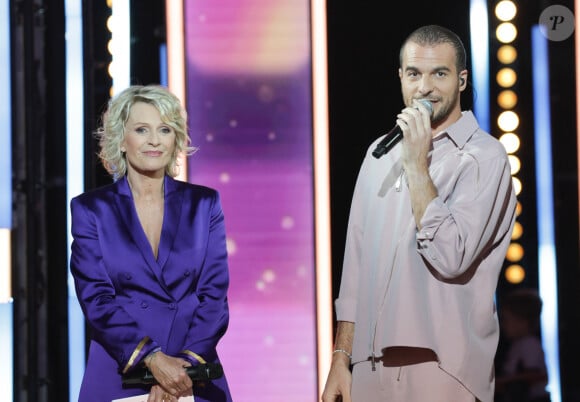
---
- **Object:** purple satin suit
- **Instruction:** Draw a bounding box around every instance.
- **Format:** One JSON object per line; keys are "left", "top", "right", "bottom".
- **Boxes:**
{"left": 70, "top": 176, "right": 232, "bottom": 402}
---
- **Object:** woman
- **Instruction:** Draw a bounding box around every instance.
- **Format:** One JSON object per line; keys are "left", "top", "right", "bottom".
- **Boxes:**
{"left": 70, "top": 85, "right": 232, "bottom": 402}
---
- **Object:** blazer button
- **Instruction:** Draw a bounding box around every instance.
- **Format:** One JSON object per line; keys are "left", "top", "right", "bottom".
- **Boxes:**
{"left": 183, "top": 271, "right": 190, "bottom": 277}
{"left": 140, "top": 302, "right": 148, "bottom": 308}
{"left": 168, "top": 303, "right": 176, "bottom": 310}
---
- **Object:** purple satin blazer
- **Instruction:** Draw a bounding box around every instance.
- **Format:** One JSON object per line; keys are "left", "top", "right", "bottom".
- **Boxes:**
{"left": 70, "top": 175, "right": 231, "bottom": 402}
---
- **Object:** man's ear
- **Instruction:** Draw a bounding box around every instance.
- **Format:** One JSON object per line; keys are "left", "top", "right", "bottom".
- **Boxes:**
{"left": 459, "top": 70, "right": 468, "bottom": 91}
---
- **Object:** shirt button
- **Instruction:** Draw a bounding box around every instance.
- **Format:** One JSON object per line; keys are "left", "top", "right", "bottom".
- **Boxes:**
{"left": 168, "top": 303, "right": 176, "bottom": 309}
{"left": 140, "top": 302, "right": 148, "bottom": 308}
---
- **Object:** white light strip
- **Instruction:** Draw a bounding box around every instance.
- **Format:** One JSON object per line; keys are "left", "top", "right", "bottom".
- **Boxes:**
{"left": 0, "top": 0, "right": 12, "bottom": 299}
{"left": 311, "top": 0, "right": 333, "bottom": 397}
{"left": 111, "top": 0, "right": 131, "bottom": 94}
{"left": 531, "top": 25, "right": 561, "bottom": 402}
{"left": 65, "top": 1, "right": 86, "bottom": 401}
{"left": 165, "top": 0, "right": 187, "bottom": 182}
{"left": 0, "top": 229, "right": 10, "bottom": 303}
{"left": 469, "top": 0, "right": 490, "bottom": 132}
{"left": 0, "top": 0, "right": 13, "bottom": 400}
{"left": 0, "top": 301, "right": 13, "bottom": 402}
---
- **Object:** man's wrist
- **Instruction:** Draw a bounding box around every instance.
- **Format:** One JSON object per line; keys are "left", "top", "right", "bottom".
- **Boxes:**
{"left": 332, "top": 349, "right": 352, "bottom": 366}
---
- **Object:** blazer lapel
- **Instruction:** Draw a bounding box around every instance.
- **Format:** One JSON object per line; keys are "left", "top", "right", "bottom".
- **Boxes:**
{"left": 113, "top": 177, "right": 161, "bottom": 274}
{"left": 156, "top": 176, "right": 183, "bottom": 270}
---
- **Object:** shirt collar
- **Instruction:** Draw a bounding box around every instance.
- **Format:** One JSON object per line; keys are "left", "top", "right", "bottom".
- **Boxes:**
{"left": 433, "top": 111, "right": 479, "bottom": 149}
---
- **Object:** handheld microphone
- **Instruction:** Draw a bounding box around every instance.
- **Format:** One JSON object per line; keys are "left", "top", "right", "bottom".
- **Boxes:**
{"left": 372, "top": 99, "right": 433, "bottom": 159}
{"left": 122, "top": 363, "right": 224, "bottom": 386}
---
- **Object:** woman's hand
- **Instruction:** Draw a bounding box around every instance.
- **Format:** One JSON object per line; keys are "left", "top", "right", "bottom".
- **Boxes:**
{"left": 145, "top": 351, "right": 193, "bottom": 400}
{"left": 148, "top": 384, "right": 178, "bottom": 402}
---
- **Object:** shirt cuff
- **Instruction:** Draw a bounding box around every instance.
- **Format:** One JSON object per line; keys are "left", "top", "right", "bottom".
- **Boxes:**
{"left": 416, "top": 197, "right": 448, "bottom": 241}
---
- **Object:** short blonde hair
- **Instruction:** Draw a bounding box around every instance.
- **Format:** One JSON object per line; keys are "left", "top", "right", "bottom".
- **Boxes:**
{"left": 96, "top": 85, "right": 196, "bottom": 179}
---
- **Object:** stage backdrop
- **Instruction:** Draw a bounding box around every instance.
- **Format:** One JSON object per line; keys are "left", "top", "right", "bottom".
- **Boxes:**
{"left": 184, "top": 1, "right": 318, "bottom": 400}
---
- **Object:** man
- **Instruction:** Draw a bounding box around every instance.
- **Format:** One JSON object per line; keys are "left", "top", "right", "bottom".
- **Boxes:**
{"left": 321, "top": 25, "right": 517, "bottom": 402}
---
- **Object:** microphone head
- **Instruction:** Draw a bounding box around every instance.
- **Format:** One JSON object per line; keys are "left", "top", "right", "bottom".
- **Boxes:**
{"left": 417, "top": 99, "right": 433, "bottom": 117}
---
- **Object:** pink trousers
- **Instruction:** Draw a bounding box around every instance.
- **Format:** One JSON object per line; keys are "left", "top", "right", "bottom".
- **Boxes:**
{"left": 351, "top": 360, "right": 477, "bottom": 402}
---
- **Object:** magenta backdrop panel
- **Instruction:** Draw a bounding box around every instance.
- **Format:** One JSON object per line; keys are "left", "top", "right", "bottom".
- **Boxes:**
{"left": 184, "top": 1, "right": 318, "bottom": 401}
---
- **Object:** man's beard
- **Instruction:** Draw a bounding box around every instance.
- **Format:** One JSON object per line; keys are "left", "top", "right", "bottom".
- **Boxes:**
{"left": 430, "top": 89, "right": 459, "bottom": 125}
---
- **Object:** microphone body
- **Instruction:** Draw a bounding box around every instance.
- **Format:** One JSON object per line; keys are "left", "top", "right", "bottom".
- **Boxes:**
{"left": 122, "top": 363, "right": 224, "bottom": 386}
{"left": 372, "top": 99, "right": 433, "bottom": 159}
{"left": 371, "top": 124, "right": 404, "bottom": 159}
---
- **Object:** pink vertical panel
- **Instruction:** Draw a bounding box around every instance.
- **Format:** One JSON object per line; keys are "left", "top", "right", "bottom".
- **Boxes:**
{"left": 184, "top": 1, "right": 318, "bottom": 401}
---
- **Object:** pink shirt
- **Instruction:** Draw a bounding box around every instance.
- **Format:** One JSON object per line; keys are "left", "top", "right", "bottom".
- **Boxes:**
{"left": 335, "top": 111, "right": 517, "bottom": 402}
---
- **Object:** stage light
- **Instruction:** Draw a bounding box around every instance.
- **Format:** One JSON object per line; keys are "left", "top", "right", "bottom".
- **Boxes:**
{"left": 499, "top": 132, "right": 520, "bottom": 153}
{"left": 497, "top": 45, "right": 517, "bottom": 64}
{"left": 506, "top": 242, "right": 524, "bottom": 262}
{"left": 0, "top": 230, "right": 8, "bottom": 302}
{"left": 110, "top": 0, "right": 130, "bottom": 93}
{"left": 498, "top": 89, "right": 518, "bottom": 109}
{"left": 495, "top": 0, "right": 517, "bottom": 22}
{"left": 508, "top": 154, "right": 521, "bottom": 175}
{"left": 310, "top": 0, "right": 333, "bottom": 395}
{"left": 107, "top": 61, "right": 115, "bottom": 78}
{"left": 496, "top": 67, "right": 517, "bottom": 87}
{"left": 469, "top": 0, "right": 490, "bottom": 132}
{"left": 498, "top": 110, "right": 519, "bottom": 131}
{"left": 512, "top": 221, "right": 523, "bottom": 240}
{"left": 512, "top": 176, "right": 522, "bottom": 195}
{"left": 496, "top": 22, "right": 518, "bottom": 43}
{"left": 106, "top": 15, "right": 113, "bottom": 32}
{"left": 505, "top": 264, "right": 525, "bottom": 283}
{"left": 65, "top": 0, "right": 86, "bottom": 400}
{"left": 492, "top": 3, "right": 531, "bottom": 327}
{"left": 0, "top": 0, "right": 12, "bottom": 303}
{"left": 532, "top": 26, "right": 561, "bottom": 401}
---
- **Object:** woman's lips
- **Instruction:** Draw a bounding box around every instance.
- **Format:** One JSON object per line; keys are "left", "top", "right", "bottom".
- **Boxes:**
{"left": 143, "top": 151, "right": 163, "bottom": 157}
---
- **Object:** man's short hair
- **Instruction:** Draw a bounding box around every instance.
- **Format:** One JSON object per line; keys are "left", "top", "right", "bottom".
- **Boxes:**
{"left": 399, "top": 25, "right": 467, "bottom": 73}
